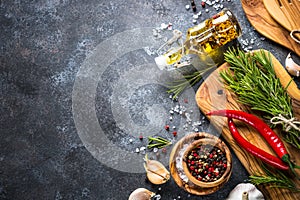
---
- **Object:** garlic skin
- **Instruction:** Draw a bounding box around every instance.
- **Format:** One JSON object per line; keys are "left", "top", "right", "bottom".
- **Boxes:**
{"left": 226, "top": 183, "right": 264, "bottom": 200}
{"left": 285, "top": 52, "right": 300, "bottom": 77}
{"left": 128, "top": 188, "right": 155, "bottom": 200}
{"left": 144, "top": 154, "right": 170, "bottom": 185}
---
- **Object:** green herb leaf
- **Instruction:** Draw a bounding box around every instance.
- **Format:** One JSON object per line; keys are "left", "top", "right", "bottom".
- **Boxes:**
{"left": 221, "top": 48, "right": 299, "bottom": 149}
{"left": 249, "top": 164, "right": 300, "bottom": 191}
{"left": 166, "top": 66, "right": 215, "bottom": 99}
{"left": 147, "top": 136, "right": 172, "bottom": 149}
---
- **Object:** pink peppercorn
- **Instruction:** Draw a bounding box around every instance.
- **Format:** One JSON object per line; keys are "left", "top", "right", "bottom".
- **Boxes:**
{"left": 172, "top": 131, "right": 177, "bottom": 137}
{"left": 164, "top": 125, "right": 170, "bottom": 131}
{"left": 201, "top": 1, "right": 205, "bottom": 8}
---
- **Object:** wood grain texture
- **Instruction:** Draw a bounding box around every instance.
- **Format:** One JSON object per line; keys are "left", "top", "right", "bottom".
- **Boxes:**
{"left": 195, "top": 51, "right": 300, "bottom": 199}
{"left": 169, "top": 132, "right": 228, "bottom": 195}
{"left": 241, "top": 0, "right": 300, "bottom": 56}
{"left": 269, "top": 51, "right": 300, "bottom": 118}
{"left": 263, "top": 0, "right": 300, "bottom": 34}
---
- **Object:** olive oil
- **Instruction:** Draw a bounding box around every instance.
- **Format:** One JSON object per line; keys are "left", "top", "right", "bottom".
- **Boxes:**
{"left": 155, "top": 9, "right": 242, "bottom": 70}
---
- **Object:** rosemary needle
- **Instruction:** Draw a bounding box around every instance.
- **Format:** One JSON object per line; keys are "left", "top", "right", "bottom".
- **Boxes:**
{"left": 166, "top": 66, "right": 215, "bottom": 99}
{"left": 147, "top": 136, "right": 172, "bottom": 149}
{"left": 249, "top": 164, "right": 300, "bottom": 191}
{"left": 221, "top": 48, "right": 299, "bottom": 149}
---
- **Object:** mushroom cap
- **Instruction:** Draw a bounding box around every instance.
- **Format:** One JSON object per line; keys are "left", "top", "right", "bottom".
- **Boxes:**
{"left": 226, "top": 183, "right": 265, "bottom": 200}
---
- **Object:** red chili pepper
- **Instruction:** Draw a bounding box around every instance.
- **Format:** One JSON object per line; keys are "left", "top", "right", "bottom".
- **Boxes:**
{"left": 207, "top": 110, "right": 300, "bottom": 175}
{"left": 207, "top": 110, "right": 287, "bottom": 159}
{"left": 227, "top": 118, "right": 289, "bottom": 170}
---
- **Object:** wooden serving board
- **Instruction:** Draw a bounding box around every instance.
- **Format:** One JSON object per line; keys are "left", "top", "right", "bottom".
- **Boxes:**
{"left": 241, "top": 0, "right": 300, "bottom": 57}
{"left": 195, "top": 52, "right": 300, "bottom": 199}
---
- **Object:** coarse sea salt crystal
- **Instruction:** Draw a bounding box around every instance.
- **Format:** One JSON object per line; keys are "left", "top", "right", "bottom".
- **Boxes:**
{"left": 140, "top": 146, "right": 146, "bottom": 151}
{"left": 161, "top": 23, "right": 168, "bottom": 30}
{"left": 175, "top": 144, "right": 189, "bottom": 182}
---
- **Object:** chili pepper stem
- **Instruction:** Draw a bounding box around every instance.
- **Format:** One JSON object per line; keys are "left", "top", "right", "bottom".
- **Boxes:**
{"left": 282, "top": 154, "right": 300, "bottom": 179}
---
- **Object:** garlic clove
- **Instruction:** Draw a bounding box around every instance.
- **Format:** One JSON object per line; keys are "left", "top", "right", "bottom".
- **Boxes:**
{"left": 128, "top": 188, "right": 155, "bottom": 200}
{"left": 285, "top": 52, "right": 300, "bottom": 77}
{"left": 226, "top": 183, "right": 264, "bottom": 200}
{"left": 143, "top": 154, "right": 170, "bottom": 185}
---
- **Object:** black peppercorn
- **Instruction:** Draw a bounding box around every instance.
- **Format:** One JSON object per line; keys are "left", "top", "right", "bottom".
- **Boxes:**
{"left": 186, "top": 144, "right": 227, "bottom": 182}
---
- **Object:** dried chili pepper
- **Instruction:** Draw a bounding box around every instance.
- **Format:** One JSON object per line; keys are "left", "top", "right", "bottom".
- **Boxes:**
{"left": 227, "top": 118, "right": 289, "bottom": 170}
{"left": 207, "top": 110, "right": 300, "bottom": 176}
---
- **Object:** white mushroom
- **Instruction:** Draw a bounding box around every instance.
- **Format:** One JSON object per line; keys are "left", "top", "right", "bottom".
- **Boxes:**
{"left": 226, "top": 183, "right": 265, "bottom": 200}
{"left": 128, "top": 188, "right": 155, "bottom": 200}
{"left": 285, "top": 52, "right": 300, "bottom": 77}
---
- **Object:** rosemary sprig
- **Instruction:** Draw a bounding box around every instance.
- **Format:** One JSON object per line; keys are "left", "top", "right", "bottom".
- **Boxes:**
{"left": 220, "top": 48, "right": 300, "bottom": 149}
{"left": 147, "top": 136, "right": 172, "bottom": 149}
{"left": 166, "top": 66, "right": 215, "bottom": 99}
{"left": 249, "top": 164, "right": 300, "bottom": 191}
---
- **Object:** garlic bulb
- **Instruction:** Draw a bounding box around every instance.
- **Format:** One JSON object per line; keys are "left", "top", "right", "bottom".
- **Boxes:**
{"left": 285, "top": 52, "right": 300, "bottom": 77}
{"left": 143, "top": 154, "right": 170, "bottom": 185}
{"left": 128, "top": 188, "right": 155, "bottom": 200}
{"left": 226, "top": 183, "right": 264, "bottom": 200}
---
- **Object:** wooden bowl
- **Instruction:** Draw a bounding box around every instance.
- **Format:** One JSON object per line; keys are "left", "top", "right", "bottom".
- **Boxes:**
{"left": 182, "top": 133, "right": 232, "bottom": 189}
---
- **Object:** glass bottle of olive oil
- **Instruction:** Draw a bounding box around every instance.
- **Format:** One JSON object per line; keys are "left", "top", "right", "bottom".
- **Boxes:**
{"left": 155, "top": 8, "right": 242, "bottom": 70}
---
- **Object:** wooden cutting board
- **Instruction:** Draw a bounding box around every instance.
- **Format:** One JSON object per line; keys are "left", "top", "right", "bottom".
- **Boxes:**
{"left": 241, "top": 0, "right": 300, "bottom": 57}
{"left": 195, "top": 51, "right": 300, "bottom": 199}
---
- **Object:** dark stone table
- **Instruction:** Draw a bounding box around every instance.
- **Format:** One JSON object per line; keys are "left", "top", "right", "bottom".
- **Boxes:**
{"left": 0, "top": 0, "right": 296, "bottom": 199}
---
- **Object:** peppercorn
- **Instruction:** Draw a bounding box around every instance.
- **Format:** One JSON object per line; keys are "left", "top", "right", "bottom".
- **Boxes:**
{"left": 190, "top": 0, "right": 197, "bottom": 12}
{"left": 139, "top": 134, "right": 143, "bottom": 140}
{"left": 172, "top": 131, "right": 177, "bottom": 137}
{"left": 185, "top": 144, "right": 227, "bottom": 182}
{"left": 201, "top": 1, "right": 205, "bottom": 8}
{"left": 164, "top": 125, "right": 170, "bottom": 131}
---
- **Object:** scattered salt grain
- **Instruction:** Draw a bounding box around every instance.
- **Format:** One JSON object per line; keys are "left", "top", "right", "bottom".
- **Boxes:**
{"left": 161, "top": 23, "right": 168, "bottom": 30}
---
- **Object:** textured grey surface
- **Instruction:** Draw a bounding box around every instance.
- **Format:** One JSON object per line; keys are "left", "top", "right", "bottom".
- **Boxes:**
{"left": 1, "top": 0, "right": 298, "bottom": 199}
